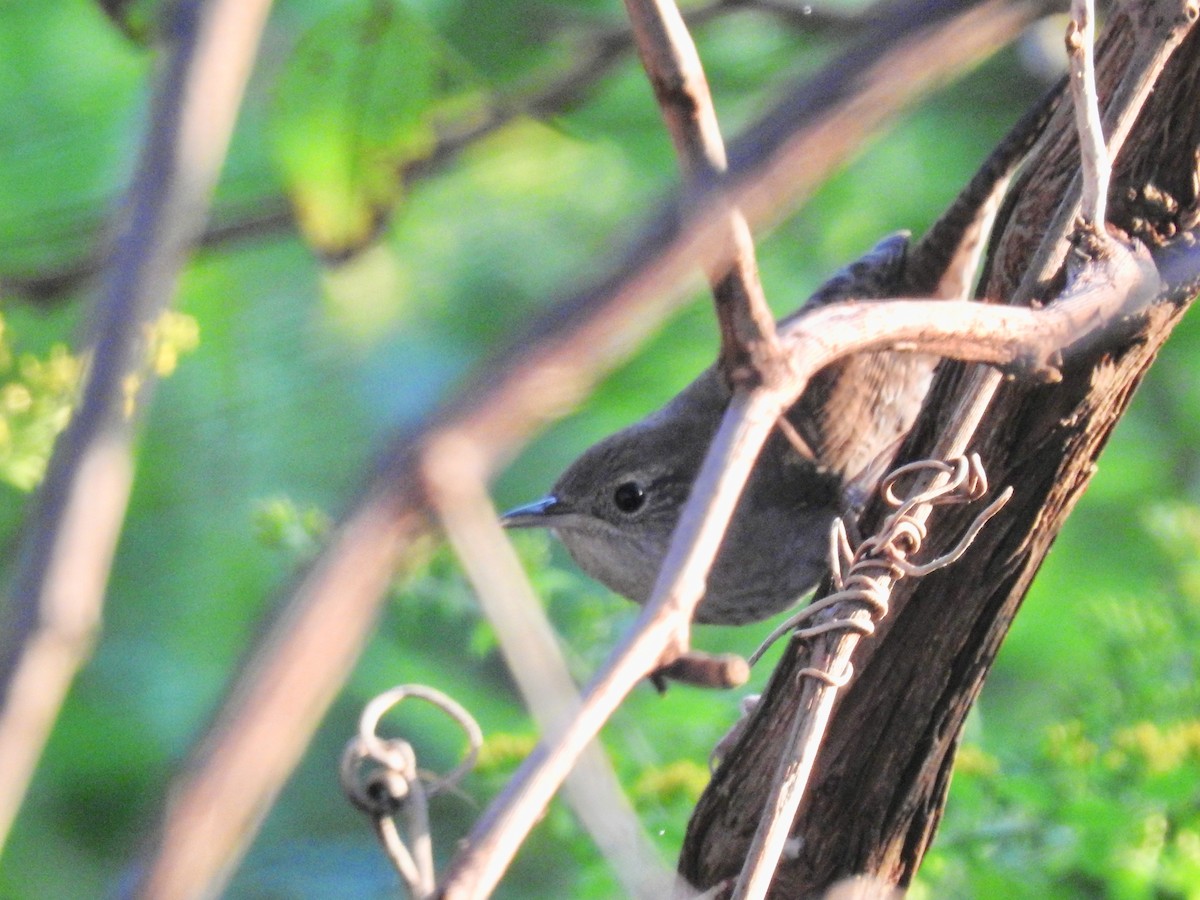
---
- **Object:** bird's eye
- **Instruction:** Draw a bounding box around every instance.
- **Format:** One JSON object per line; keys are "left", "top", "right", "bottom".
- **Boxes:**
{"left": 612, "top": 481, "right": 646, "bottom": 514}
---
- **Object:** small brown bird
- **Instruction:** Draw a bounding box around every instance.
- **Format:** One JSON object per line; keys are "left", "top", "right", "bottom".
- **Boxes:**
{"left": 502, "top": 368, "right": 842, "bottom": 625}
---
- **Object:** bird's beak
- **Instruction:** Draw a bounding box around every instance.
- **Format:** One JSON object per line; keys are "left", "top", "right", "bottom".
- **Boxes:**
{"left": 500, "top": 495, "right": 566, "bottom": 528}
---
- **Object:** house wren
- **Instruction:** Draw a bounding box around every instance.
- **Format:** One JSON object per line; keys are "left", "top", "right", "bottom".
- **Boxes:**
{"left": 502, "top": 368, "right": 843, "bottom": 625}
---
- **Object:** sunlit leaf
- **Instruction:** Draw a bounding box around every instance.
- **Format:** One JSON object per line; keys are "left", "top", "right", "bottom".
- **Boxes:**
{"left": 0, "top": 313, "right": 80, "bottom": 491}
{"left": 270, "top": 0, "right": 438, "bottom": 255}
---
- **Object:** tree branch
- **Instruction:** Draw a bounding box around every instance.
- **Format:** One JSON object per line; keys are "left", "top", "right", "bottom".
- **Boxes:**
{"left": 0, "top": 0, "right": 272, "bottom": 858}
{"left": 420, "top": 444, "right": 675, "bottom": 898}
{"left": 624, "top": 0, "right": 783, "bottom": 386}
{"left": 439, "top": 225, "right": 1167, "bottom": 899}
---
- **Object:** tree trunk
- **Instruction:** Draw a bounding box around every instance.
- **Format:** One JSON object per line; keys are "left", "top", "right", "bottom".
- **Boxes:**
{"left": 680, "top": 6, "right": 1200, "bottom": 895}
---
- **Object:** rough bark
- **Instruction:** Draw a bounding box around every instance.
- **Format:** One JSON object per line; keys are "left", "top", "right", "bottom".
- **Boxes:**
{"left": 680, "top": 8, "right": 1200, "bottom": 896}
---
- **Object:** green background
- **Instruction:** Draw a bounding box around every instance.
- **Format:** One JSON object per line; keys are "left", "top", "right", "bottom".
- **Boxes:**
{"left": 2, "top": 1, "right": 1199, "bottom": 897}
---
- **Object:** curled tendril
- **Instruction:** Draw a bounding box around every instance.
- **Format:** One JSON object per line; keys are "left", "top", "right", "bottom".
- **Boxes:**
{"left": 340, "top": 684, "right": 483, "bottom": 897}
{"left": 748, "top": 453, "right": 1010, "bottom": 669}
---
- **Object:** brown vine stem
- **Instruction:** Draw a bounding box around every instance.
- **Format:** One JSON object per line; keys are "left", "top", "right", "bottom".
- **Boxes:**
{"left": 441, "top": 384, "right": 788, "bottom": 900}
{"left": 733, "top": 458, "right": 1008, "bottom": 899}
{"left": 624, "top": 0, "right": 783, "bottom": 386}
{"left": 0, "top": 0, "right": 273, "bottom": 860}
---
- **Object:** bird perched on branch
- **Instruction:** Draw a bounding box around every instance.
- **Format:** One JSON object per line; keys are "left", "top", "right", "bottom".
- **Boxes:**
{"left": 502, "top": 368, "right": 843, "bottom": 624}
{"left": 503, "top": 86, "right": 1061, "bottom": 625}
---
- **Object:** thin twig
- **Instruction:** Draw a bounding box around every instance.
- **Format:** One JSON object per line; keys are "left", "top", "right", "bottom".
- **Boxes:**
{"left": 441, "top": 385, "right": 789, "bottom": 900}
{"left": 624, "top": 0, "right": 783, "bottom": 386}
{"left": 131, "top": 0, "right": 1045, "bottom": 893}
{"left": 0, "top": 0, "right": 272, "bottom": 858}
{"left": 624, "top": 0, "right": 857, "bottom": 681}
{"left": 1067, "top": 0, "right": 1108, "bottom": 227}
{"left": 1012, "top": 0, "right": 1197, "bottom": 303}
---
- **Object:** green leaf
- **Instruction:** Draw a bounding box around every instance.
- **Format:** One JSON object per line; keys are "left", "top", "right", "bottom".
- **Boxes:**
{"left": 269, "top": 0, "right": 437, "bottom": 255}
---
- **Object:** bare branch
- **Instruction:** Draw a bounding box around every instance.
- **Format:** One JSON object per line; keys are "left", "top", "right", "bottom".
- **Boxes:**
{"left": 908, "top": 0, "right": 1200, "bottom": 585}
{"left": 883, "top": 0, "right": 1199, "bottom": 642}
{"left": 0, "top": 0, "right": 272, "bottom": 857}
{"left": 1067, "top": 0, "right": 1109, "bottom": 226}
{"left": 442, "top": 381, "right": 788, "bottom": 900}
{"left": 625, "top": 0, "right": 782, "bottom": 386}
{"left": 1010, "top": 0, "right": 1198, "bottom": 304}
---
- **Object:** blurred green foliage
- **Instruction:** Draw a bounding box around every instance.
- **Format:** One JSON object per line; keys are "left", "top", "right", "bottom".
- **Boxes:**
{"left": 270, "top": 0, "right": 441, "bottom": 253}
{"left": 1, "top": 1, "right": 1198, "bottom": 898}
{"left": 919, "top": 502, "right": 1200, "bottom": 899}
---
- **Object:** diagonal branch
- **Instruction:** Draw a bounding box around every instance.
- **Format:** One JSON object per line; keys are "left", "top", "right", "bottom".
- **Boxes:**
{"left": 0, "top": 0, "right": 273, "bottom": 857}
{"left": 624, "top": 0, "right": 783, "bottom": 386}
{"left": 420, "top": 446, "right": 675, "bottom": 899}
